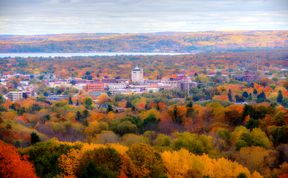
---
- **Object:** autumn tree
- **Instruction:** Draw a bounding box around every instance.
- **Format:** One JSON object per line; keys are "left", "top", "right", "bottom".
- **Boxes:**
{"left": 0, "top": 140, "right": 37, "bottom": 178}
{"left": 111, "top": 120, "right": 138, "bottom": 136}
{"left": 26, "top": 139, "right": 80, "bottom": 178}
{"left": 168, "top": 105, "right": 187, "bottom": 124}
{"left": 77, "top": 147, "right": 122, "bottom": 178}
{"left": 127, "top": 143, "right": 167, "bottom": 178}
{"left": 235, "top": 146, "right": 277, "bottom": 175}
{"left": 161, "top": 149, "right": 260, "bottom": 178}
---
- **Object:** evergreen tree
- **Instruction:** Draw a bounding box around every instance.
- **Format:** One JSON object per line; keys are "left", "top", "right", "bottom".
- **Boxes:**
{"left": 242, "top": 91, "right": 249, "bottom": 98}
{"left": 228, "top": 89, "right": 233, "bottom": 102}
{"left": 0, "top": 95, "right": 5, "bottom": 104}
{"left": 187, "top": 101, "right": 193, "bottom": 107}
{"left": 257, "top": 92, "right": 266, "bottom": 103}
{"left": 247, "top": 93, "right": 253, "bottom": 101}
{"left": 84, "top": 98, "right": 93, "bottom": 109}
{"left": 68, "top": 96, "right": 73, "bottom": 105}
{"left": 82, "top": 110, "right": 89, "bottom": 119}
{"left": 277, "top": 90, "right": 283, "bottom": 104}
{"left": 30, "top": 132, "right": 41, "bottom": 145}
{"left": 107, "top": 104, "right": 113, "bottom": 112}
{"left": 253, "top": 88, "right": 258, "bottom": 95}
{"left": 76, "top": 111, "right": 82, "bottom": 121}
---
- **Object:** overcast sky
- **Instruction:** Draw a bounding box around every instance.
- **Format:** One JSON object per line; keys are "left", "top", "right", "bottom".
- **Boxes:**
{"left": 0, "top": 0, "right": 288, "bottom": 34}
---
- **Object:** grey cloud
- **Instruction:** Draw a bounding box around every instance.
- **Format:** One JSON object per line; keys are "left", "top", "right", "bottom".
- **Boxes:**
{"left": 0, "top": 0, "right": 287, "bottom": 34}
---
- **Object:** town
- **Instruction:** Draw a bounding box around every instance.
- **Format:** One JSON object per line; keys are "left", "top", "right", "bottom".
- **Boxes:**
{"left": 1, "top": 0, "right": 288, "bottom": 177}
{"left": 1, "top": 55, "right": 287, "bottom": 105}
{"left": 1, "top": 49, "right": 288, "bottom": 178}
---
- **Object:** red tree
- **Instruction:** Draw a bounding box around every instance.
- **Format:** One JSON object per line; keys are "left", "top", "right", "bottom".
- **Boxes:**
{"left": 0, "top": 140, "right": 37, "bottom": 178}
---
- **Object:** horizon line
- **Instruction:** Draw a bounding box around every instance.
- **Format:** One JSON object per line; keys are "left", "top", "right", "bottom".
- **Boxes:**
{"left": 1, "top": 29, "right": 288, "bottom": 36}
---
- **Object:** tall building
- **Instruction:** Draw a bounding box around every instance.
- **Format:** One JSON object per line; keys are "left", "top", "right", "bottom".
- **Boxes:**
{"left": 131, "top": 66, "right": 144, "bottom": 84}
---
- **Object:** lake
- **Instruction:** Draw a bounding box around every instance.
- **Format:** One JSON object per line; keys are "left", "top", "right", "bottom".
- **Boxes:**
{"left": 0, "top": 52, "right": 192, "bottom": 58}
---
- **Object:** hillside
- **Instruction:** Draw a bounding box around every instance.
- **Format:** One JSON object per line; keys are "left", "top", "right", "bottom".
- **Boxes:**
{"left": 0, "top": 31, "right": 288, "bottom": 53}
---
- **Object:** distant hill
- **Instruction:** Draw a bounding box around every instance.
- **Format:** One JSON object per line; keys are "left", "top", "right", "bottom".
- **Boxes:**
{"left": 0, "top": 31, "right": 287, "bottom": 53}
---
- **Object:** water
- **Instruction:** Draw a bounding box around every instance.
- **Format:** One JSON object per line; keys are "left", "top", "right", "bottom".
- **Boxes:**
{"left": 0, "top": 52, "right": 191, "bottom": 58}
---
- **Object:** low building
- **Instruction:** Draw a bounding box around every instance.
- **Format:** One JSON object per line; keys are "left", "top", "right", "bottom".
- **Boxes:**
{"left": 46, "top": 95, "right": 68, "bottom": 101}
{"left": 145, "top": 87, "right": 160, "bottom": 93}
{"left": 48, "top": 80, "right": 72, "bottom": 88}
{"left": 86, "top": 83, "right": 105, "bottom": 92}
{"left": 180, "top": 82, "right": 198, "bottom": 91}
{"left": 107, "top": 83, "right": 127, "bottom": 90}
{"left": 5, "top": 91, "right": 24, "bottom": 101}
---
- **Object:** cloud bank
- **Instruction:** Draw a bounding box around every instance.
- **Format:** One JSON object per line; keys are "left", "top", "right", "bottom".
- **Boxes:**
{"left": 0, "top": 0, "right": 287, "bottom": 34}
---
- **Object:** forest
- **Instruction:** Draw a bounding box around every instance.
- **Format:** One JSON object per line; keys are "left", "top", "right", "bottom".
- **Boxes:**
{"left": 0, "top": 50, "right": 288, "bottom": 178}
{"left": 0, "top": 31, "right": 288, "bottom": 52}
{"left": 1, "top": 91, "right": 288, "bottom": 178}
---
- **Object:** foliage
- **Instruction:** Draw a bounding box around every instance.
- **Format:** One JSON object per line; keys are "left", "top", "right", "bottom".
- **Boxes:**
{"left": 172, "top": 132, "right": 213, "bottom": 154}
{"left": 127, "top": 143, "right": 167, "bottom": 178}
{"left": 161, "top": 149, "right": 262, "bottom": 178}
{"left": 0, "top": 140, "right": 37, "bottom": 178}
{"left": 24, "top": 139, "right": 81, "bottom": 178}
{"left": 77, "top": 147, "right": 122, "bottom": 178}
{"left": 236, "top": 128, "right": 271, "bottom": 150}
{"left": 235, "top": 146, "right": 277, "bottom": 174}
{"left": 30, "top": 132, "right": 41, "bottom": 145}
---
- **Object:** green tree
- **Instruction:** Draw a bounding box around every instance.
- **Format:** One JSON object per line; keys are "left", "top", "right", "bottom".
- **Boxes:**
{"left": 26, "top": 139, "right": 80, "bottom": 178}
{"left": 245, "top": 118, "right": 258, "bottom": 129}
{"left": 0, "top": 95, "right": 5, "bottom": 104}
{"left": 154, "top": 134, "right": 171, "bottom": 147}
{"left": 228, "top": 89, "right": 233, "bottom": 102}
{"left": 253, "top": 88, "right": 258, "bottom": 95}
{"left": 242, "top": 91, "right": 249, "bottom": 99}
{"left": 277, "top": 90, "right": 283, "bottom": 104}
{"left": 30, "top": 132, "right": 41, "bottom": 145}
{"left": 111, "top": 120, "right": 137, "bottom": 136}
{"left": 172, "top": 132, "right": 213, "bottom": 154}
{"left": 256, "top": 92, "right": 266, "bottom": 103}
{"left": 76, "top": 111, "right": 82, "bottom": 121}
{"left": 143, "top": 114, "right": 159, "bottom": 131}
{"left": 84, "top": 98, "right": 93, "bottom": 109}
{"left": 68, "top": 96, "right": 73, "bottom": 105}
{"left": 236, "top": 128, "right": 271, "bottom": 150}
{"left": 78, "top": 147, "right": 122, "bottom": 178}
{"left": 268, "top": 125, "right": 288, "bottom": 145}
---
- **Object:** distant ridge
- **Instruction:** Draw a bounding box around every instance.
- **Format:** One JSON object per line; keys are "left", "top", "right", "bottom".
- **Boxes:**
{"left": 0, "top": 31, "right": 287, "bottom": 53}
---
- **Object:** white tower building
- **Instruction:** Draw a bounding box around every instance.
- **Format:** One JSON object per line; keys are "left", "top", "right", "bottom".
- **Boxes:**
{"left": 131, "top": 65, "right": 144, "bottom": 84}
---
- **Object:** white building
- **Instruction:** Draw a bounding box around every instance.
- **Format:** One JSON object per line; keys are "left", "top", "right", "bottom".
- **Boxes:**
{"left": 5, "top": 91, "right": 24, "bottom": 102}
{"left": 131, "top": 66, "right": 144, "bottom": 84}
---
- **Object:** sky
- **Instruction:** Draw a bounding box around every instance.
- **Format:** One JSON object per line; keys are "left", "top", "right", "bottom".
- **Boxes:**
{"left": 0, "top": 0, "right": 288, "bottom": 34}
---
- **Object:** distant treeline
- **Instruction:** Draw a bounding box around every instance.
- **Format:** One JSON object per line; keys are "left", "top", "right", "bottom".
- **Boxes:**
{"left": 0, "top": 31, "right": 288, "bottom": 52}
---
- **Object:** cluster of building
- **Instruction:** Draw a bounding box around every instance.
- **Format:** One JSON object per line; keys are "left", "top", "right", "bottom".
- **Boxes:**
{"left": 0, "top": 74, "right": 37, "bottom": 101}
{"left": 47, "top": 66, "right": 197, "bottom": 97}
{"left": 0, "top": 66, "right": 198, "bottom": 102}
{"left": 1, "top": 64, "right": 287, "bottom": 102}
